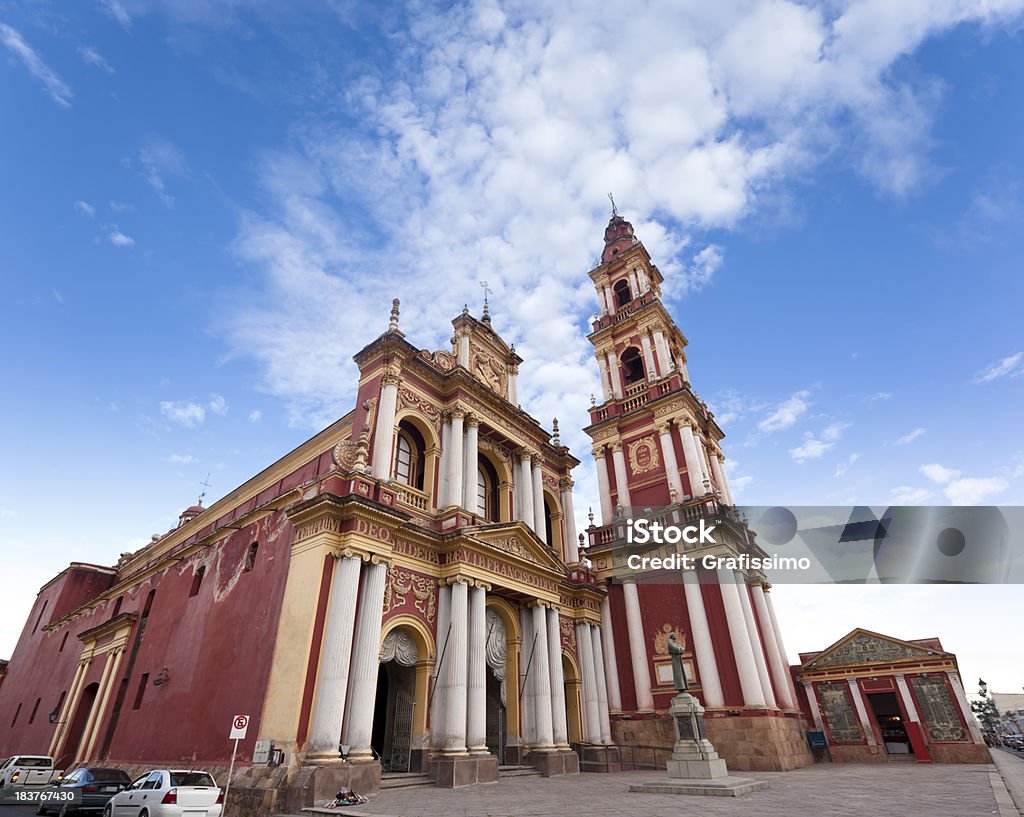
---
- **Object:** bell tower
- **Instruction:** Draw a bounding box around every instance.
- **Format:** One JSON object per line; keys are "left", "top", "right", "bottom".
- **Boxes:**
{"left": 584, "top": 212, "right": 734, "bottom": 522}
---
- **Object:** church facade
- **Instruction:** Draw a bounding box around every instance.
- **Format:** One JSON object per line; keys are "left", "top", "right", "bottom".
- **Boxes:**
{"left": 0, "top": 214, "right": 813, "bottom": 808}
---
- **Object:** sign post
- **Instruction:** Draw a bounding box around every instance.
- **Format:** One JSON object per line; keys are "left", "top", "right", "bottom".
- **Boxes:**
{"left": 224, "top": 715, "right": 249, "bottom": 817}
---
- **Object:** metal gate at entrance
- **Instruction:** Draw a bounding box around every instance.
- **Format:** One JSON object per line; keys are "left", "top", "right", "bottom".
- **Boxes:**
{"left": 389, "top": 688, "right": 414, "bottom": 772}
{"left": 486, "top": 673, "right": 506, "bottom": 764}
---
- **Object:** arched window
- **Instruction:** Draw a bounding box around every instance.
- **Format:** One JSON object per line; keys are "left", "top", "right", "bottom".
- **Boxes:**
{"left": 393, "top": 421, "right": 426, "bottom": 490}
{"left": 621, "top": 347, "right": 645, "bottom": 385}
{"left": 477, "top": 456, "right": 500, "bottom": 522}
{"left": 544, "top": 497, "right": 554, "bottom": 548}
{"left": 613, "top": 279, "right": 632, "bottom": 310}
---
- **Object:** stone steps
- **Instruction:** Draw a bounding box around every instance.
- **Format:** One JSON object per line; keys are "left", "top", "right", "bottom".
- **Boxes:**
{"left": 498, "top": 765, "right": 543, "bottom": 778}
{"left": 380, "top": 772, "right": 435, "bottom": 789}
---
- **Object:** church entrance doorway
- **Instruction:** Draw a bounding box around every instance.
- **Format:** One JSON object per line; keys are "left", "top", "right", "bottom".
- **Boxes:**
{"left": 372, "top": 628, "right": 419, "bottom": 772}
{"left": 485, "top": 671, "right": 506, "bottom": 764}
{"left": 58, "top": 682, "right": 98, "bottom": 769}
{"left": 867, "top": 692, "right": 914, "bottom": 757}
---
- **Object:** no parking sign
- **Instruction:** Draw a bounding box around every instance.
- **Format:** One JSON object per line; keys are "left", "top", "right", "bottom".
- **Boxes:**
{"left": 229, "top": 714, "right": 250, "bottom": 740}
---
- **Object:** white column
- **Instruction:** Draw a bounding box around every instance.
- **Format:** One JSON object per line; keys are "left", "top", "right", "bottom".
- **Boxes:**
{"left": 530, "top": 604, "right": 555, "bottom": 749}
{"left": 467, "top": 584, "right": 488, "bottom": 753}
{"left": 598, "top": 357, "right": 613, "bottom": 401}
{"left": 342, "top": 560, "right": 389, "bottom": 759}
{"left": 946, "top": 671, "right": 986, "bottom": 744}
{"left": 308, "top": 555, "right": 362, "bottom": 755}
{"left": 603, "top": 285, "right": 614, "bottom": 314}
{"left": 622, "top": 581, "right": 654, "bottom": 711}
{"left": 507, "top": 367, "right": 519, "bottom": 404}
{"left": 803, "top": 681, "right": 824, "bottom": 731}
{"left": 519, "top": 452, "right": 535, "bottom": 529}
{"left": 443, "top": 580, "right": 469, "bottom": 754}
{"left": 763, "top": 588, "right": 800, "bottom": 708}
{"left": 610, "top": 443, "right": 632, "bottom": 509}
{"left": 591, "top": 627, "right": 612, "bottom": 744}
{"left": 894, "top": 674, "right": 920, "bottom": 727}
{"left": 638, "top": 270, "right": 651, "bottom": 292}
{"left": 750, "top": 583, "right": 795, "bottom": 709}
{"left": 682, "top": 570, "right": 724, "bottom": 708}
{"left": 532, "top": 455, "right": 546, "bottom": 543}
{"left": 462, "top": 415, "right": 479, "bottom": 512}
{"left": 607, "top": 351, "right": 623, "bottom": 399}
{"left": 457, "top": 333, "right": 470, "bottom": 368}
{"left": 439, "top": 417, "right": 452, "bottom": 508}
{"left": 445, "top": 411, "right": 465, "bottom": 509}
{"left": 594, "top": 448, "right": 613, "bottom": 524}
{"left": 847, "top": 678, "right": 876, "bottom": 745}
{"left": 716, "top": 568, "right": 766, "bottom": 707}
{"left": 655, "top": 422, "right": 685, "bottom": 503}
{"left": 599, "top": 596, "right": 622, "bottom": 712}
{"left": 640, "top": 334, "right": 658, "bottom": 381}
{"left": 710, "top": 453, "right": 733, "bottom": 505}
{"left": 576, "top": 623, "right": 601, "bottom": 742}
{"left": 520, "top": 607, "right": 536, "bottom": 747}
{"left": 694, "top": 434, "right": 713, "bottom": 498}
{"left": 628, "top": 269, "right": 640, "bottom": 297}
{"left": 677, "top": 420, "right": 708, "bottom": 498}
{"left": 546, "top": 607, "right": 570, "bottom": 749}
{"left": 561, "top": 482, "right": 579, "bottom": 563}
{"left": 597, "top": 288, "right": 609, "bottom": 316}
{"left": 735, "top": 572, "right": 777, "bottom": 708}
{"left": 679, "top": 352, "right": 690, "bottom": 383}
{"left": 371, "top": 374, "right": 400, "bottom": 480}
{"left": 431, "top": 584, "right": 451, "bottom": 748}
{"left": 653, "top": 330, "right": 672, "bottom": 373}
{"left": 718, "top": 456, "right": 735, "bottom": 505}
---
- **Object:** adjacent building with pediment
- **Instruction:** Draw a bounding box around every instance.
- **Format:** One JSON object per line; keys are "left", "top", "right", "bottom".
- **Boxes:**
{"left": 794, "top": 629, "right": 989, "bottom": 763}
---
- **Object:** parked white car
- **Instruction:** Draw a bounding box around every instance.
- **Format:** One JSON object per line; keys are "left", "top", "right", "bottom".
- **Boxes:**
{"left": 102, "top": 770, "right": 222, "bottom": 817}
{"left": 0, "top": 756, "right": 64, "bottom": 789}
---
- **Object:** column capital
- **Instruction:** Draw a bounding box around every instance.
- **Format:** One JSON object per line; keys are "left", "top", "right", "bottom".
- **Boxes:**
{"left": 464, "top": 413, "right": 480, "bottom": 428}
{"left": 591, "top": 445, "right": 607, "bottom": 459}
{"left": 444, "top": 573, "right": 472, "bottom": 586}
{"left": 558, "top": 476, "right": 574, "bottom": 490}
{"left": 381, "top": 365, "right": 403, "bottom": 387}
{"left": 654, "top": 420, "right": 671, "bottom": 435}
{"left": 440, "top": 409, "right": 453, "bottom": 423}
{"left": 449, "top": 406, "right": 466, "bottom": 420}
{"left": 610, "top": 441, "right": 623, "bottom": 453}
{"left": 530, "top": 452, "right": 542, "bottom": 466}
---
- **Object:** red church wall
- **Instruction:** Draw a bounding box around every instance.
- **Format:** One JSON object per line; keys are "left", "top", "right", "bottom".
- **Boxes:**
{"left": 51, "top": 567, "right": 118, "bottom": 623}
{"left": 634, "top": 580, "right": 686, "bottom": 710}
{"left": 104, "top": 512, "right": 295, "bottom": 764}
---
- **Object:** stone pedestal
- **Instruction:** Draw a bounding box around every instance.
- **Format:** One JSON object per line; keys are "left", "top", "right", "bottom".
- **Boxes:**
{"left": 529, "top": 749, "right": 580, "bottom": 777}
{"left": 629, "top": 693, "right": 766, "bottom": 798}
{"left": 429, "top": 754, "right": 499, "bottom": 788}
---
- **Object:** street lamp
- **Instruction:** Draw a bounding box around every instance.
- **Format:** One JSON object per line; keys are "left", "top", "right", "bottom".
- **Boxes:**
{"left": 979, "top": 679, "right": 988, "bottom": 697}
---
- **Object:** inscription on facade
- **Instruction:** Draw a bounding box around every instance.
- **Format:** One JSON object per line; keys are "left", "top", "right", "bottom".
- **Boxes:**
{"left": 817, "top": 682, "right": 864, "bottom": 744}
{"left": 911, "top": 676, "right": 967, "bottom": 742}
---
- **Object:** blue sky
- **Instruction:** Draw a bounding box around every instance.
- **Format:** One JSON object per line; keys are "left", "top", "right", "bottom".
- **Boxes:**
{"left": 1, "top": 1, "right": 1022, "bottom": 691}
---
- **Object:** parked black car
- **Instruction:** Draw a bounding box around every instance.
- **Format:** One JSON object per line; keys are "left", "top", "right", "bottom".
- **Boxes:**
{"left": 36, "top": 768, "right": 131, "bottom": 816}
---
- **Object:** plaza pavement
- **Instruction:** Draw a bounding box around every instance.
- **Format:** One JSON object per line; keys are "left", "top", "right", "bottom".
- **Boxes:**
{"left": 296, "top": 756, "right": 1024, "bottom": 817}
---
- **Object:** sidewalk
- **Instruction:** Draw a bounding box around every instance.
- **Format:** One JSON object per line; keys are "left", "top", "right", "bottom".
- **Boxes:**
{"left": 992, "top": 749, "right": 1024, "bottom": 816}
{"left": 287, "top": 761, "right": 1014, "bottom": 817}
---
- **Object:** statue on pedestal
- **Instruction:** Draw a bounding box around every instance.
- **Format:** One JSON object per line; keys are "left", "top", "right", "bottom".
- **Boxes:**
{"left": 667, "top": 632, "right": 688, "bottom": 692}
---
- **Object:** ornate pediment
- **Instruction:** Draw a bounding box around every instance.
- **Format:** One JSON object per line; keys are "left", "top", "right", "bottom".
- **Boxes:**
{"left": 803, "top": 629, "right": 943, "bottom": 670}
{"left": 467, "top": 523, "right": 566, "bottom": 574}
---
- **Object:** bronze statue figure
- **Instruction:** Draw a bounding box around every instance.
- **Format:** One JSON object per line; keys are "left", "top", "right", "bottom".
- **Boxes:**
{"left": 667, "top": 632, "right": 688, "bottom": 692}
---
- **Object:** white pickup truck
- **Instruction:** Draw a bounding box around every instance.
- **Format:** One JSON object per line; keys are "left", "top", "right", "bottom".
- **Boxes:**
{"left": 0, "top": 756, "right": 64, "bottom": 789}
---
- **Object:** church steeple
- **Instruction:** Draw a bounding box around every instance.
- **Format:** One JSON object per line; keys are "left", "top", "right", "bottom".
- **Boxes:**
{"left": 584, "top": 209, "right": 734, "bottom": 523}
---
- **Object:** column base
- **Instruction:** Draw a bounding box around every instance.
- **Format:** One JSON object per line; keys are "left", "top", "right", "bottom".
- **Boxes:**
{"left": 528, "top": 749, "right": 579, "bottom": 777}
{"left": 577, "top": 744, "right": 622, "bottom": 773}
{"left": 428, "top": 754, "right": 499, "bottom": 788}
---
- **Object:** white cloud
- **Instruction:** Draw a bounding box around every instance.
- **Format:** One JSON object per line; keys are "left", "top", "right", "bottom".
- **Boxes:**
{"left": 920, "top": 463, "right": 960, "bottom": 484}
{"left": 889, "top": 486, "right": 933, "bottom": 505}
{"left": 865, "top": 391, "right": 892, "bottom": 404}
{"left": 0, "top": 23, "right": 73, "bottom": 108}
{"left": 79, "top": 46, "right": 114, "bottom": 73}
{"left": 107, "top": 226, "right": 135, "bottom": 247}
{"left": 74, "top": 200, "right": 95, "bottom": 217}
{"left": 248, "top": 410, "right": 262, "bottom": 423}
{"left": 164, "top": 454, "right": 197, "bottom": 464}
{"left": 943, "top": 477, "right": 1008, "bottom": 505}
{"left": 134, "top": 140, "right": 189, "bottom": 207}
{"left": 834, "top": 453, "right": 860, "bottom": 479}
{"left": 208, "top": 394, "right": 229, "bottom": 416}
{"left": 894, "top": 427, "right": 926, "bottom": 445}
{"left": 679, "top": 244, "right": 724, "bottom": 296}
{"left": 160, "top": 400, "right": 206, "bottom": 427}
{"left": 759, "top": 390, "right": 811, "bottom": 433}
{"left": 101, "top": 0, "right": 132, "bottom": 27}
{"left": 974, "top": 352, "right": 1023, "bottom": 383}
{"left": 790, "top": 421, "right": 849, "bottom": 462}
